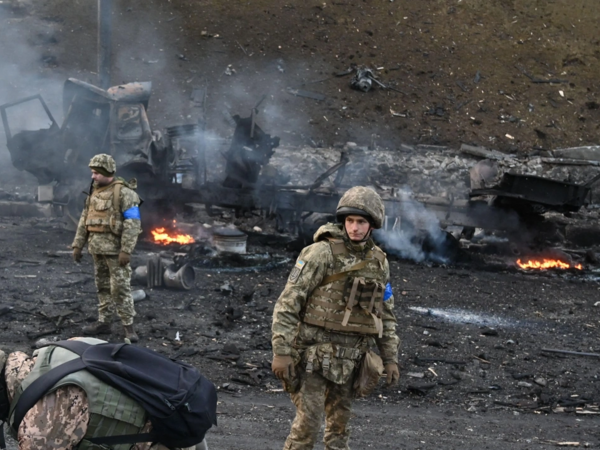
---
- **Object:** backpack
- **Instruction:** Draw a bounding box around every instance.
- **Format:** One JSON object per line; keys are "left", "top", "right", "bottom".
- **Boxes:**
{"left": 10, "top": 340, "right": 217, "bottom": 448}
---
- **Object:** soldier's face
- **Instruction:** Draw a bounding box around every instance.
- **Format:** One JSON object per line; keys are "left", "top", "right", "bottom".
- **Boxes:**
{"left": 91, "top": 169, "right": 113, "bottom": 186}
{"left": 344, "top": 215, "right": 371, "bottom": 242}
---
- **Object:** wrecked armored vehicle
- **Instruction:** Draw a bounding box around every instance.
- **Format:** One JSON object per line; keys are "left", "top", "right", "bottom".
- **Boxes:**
{"left": 1, "top": 78, "right": 157, "bottom": 185}
{"left": 5, "top": 76, "right": 590, "bottom": 256}
{"left": 0, "top": 78, "right": 209, "bottom": 226}
{"left": 0, "top": 78, "right": 283, "bottom": 228}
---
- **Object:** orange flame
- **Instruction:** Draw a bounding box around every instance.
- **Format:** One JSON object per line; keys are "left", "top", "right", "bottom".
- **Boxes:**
{"left": 516, "top": 258, "right": 582, "bottom": 270}
{"left": 151, "top": 227, "right": 195, "bottom": 245}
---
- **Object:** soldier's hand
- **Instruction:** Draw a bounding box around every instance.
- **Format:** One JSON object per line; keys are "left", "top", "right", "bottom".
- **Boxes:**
{"left": 72, "top": 247, "right": 82, "bottom": 263}
{"left": 272, "top": 355, "right": 295, "bottom": 381}
{"left": 118, "top": 251, "right": 131, "bottom": 266}
{"left": 384, "top": 363, "right": 399, "bottom": 386}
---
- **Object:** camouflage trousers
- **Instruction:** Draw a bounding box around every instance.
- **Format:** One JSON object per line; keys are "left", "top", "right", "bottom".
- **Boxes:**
{"left": 284, "top": 370, "right": 354, "bottom": 450}
{"left": 92, "top": 254, "right": 136, "bottom": 325}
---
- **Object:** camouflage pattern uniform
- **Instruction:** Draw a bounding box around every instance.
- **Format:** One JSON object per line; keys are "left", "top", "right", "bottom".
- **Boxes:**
{"left": 3, "top": 347, "right": 195, "bottom": 450}
{"left": 72, "top": 154, "right": 142, "bottom": 327}
{"left": 272, "top": 218, "right": 400, "bottom": 450}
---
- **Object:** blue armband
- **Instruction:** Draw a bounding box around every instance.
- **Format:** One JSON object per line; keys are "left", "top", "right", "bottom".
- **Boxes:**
{"left": 123, "top": 206, "right": 141, "bottom": 220}
{"left": 383, "top": 282, "right": 393, "bottom": 301}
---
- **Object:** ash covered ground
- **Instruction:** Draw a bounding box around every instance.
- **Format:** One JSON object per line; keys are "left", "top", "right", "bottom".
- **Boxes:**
{"left": 1, "top": 1, "right": 600, "bottom": 449}
{"left": 2, "top": 214, "right": 600, "bottom": 449}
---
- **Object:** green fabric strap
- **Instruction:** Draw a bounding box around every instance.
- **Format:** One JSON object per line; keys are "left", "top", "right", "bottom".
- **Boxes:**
{"left": 320, "top": 260, "right": 369, "bottom": 285}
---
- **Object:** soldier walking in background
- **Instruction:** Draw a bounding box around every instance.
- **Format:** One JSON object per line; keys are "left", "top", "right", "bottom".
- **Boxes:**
{"left": 71, "top": 154, "right": 142, "bottom": 343}
{"left": 271, "top": 186, "right": 400, "bottom": 450}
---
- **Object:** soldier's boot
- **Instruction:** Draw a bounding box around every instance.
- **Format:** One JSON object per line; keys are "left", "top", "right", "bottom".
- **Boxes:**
{"left": 82, "top": 321, "right": 111, "bottom": 336}
{"left": 124, "top": 325, "right": 139, "bottom": 343}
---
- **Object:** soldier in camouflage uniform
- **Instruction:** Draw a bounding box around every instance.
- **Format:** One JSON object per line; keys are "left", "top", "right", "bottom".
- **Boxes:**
{"left": 0, "top": 344, "right": 201, "bottom": 450}
{"left": 271, "top": 186, "right": 400, "bottom": 450}
{"left": 72, "top": 154, "right": 142, "bottom": 343}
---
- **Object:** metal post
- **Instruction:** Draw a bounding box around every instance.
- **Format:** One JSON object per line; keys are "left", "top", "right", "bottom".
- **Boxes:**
{"left": 98, "top": 0, "right": 112, "bottom": 89}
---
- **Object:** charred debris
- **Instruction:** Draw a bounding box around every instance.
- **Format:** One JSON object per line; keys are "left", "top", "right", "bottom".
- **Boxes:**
{"left": 2, "top": 78, "right": 600, "bottom": 271}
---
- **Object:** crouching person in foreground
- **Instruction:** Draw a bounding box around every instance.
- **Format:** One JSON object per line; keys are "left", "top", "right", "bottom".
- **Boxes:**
{"left": 0, "top": 338, "right": 216, "bottom": 450}
{"left": 271, "top": 186, "right": 400, "bottom": 450}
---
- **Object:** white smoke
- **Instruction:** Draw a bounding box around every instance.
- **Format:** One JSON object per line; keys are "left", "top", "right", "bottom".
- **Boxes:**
{"left": 374, "top": 187, "right": 451, "bottom": 264}
{"left": 0, "top": 2, "right": 66, "bottom": 187}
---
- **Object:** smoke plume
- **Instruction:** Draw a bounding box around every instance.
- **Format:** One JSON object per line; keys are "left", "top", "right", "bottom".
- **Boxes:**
{"left": 374, "top": 187, "right": 453, "bottom": 264}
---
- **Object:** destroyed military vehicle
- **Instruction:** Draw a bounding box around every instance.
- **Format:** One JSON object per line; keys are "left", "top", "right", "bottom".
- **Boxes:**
{"left": 1, "top": 78, "right": 171, "bottom": 226}
{"left": 3, "top": 77, "right": 595, "bottom": 259}
{"left": 0, "top": 78, "right": 281, "bottom": 230}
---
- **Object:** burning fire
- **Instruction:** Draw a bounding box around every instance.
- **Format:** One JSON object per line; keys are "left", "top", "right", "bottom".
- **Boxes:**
{"left": 151, "top": 227, "right": 195, "bottom": 245}
{"left": 516, "top": 258, "right": 582, "bottom": 270}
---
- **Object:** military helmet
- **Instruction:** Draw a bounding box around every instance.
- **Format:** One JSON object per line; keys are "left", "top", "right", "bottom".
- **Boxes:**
{"left": 336, "top": 186, "right": 385, "bottom": 229}
{"left": 89, "top": 153, "right": 116, "bottom": 176}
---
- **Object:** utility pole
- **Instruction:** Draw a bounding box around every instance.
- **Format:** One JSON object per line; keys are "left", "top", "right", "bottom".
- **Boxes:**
{"left": 98, "top": 0, "right": 112, "bottom": 89}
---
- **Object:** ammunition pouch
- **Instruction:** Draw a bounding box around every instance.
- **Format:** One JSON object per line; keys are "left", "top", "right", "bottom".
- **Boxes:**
{"left": 303, "top": 342, "right": 363, "bottom": 385}
{"left": 86, "top": 225, "right": 111, "bottom": 233}
{"left": 305, "top": 277, "right": 385, "bottom": 337}
{"left": 301, "top": 237, "right": 387, "bottom": 336}
{"left": 85, "top": 182, "right": 124, "bottom": 236}
{"left": 353, "top": 349, "right": 384, "bottom": 398}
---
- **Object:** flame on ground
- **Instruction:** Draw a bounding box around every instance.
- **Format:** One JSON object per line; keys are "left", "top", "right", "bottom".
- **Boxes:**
{"left": 151, "top": 227, "right": 195, "bottom": 245}
{"left": 516, "top": 258, "right": 582, "bottom": 270}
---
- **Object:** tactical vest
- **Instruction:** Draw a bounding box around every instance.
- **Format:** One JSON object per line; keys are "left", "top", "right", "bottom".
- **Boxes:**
{"left": 302, "top": 238, "right": 386, "bottom": 337}
{"left": 85, "top": 181, "right": 125, "bottom": 235}
{"left": 9, "top": 338, "right": 147, "bottom": 450}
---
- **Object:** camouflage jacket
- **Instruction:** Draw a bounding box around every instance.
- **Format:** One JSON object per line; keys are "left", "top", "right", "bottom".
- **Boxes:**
{"left": 71, "top": 178, "right": 142, "bottom": 255}
{"left": 5, "top": 348, "right": 194, "bottom": 450}
{"left": 272, "top": 223, "right": 399, "bottom": 366}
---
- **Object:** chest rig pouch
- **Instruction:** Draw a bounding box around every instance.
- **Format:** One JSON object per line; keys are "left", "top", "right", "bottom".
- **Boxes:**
{"left": 341, "top": 275, "right": 385, "bottom": 337}
{"left": 302, "top": 238, "right": 386, "bottom": 338}
{"left": 85, "top": 182, "right": 124, "bottom": 235}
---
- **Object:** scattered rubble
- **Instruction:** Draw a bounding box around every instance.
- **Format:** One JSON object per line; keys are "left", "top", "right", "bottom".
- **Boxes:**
{"left": 2, "top": 1, "right": 600, "bottom": 447}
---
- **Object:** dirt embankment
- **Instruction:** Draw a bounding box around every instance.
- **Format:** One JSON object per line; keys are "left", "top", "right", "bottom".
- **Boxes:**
{"left": 169, "top": 0, "right": 600, "bottom": 153}
{"left": 4, "top": 0, "right": 600, "bottom": 156}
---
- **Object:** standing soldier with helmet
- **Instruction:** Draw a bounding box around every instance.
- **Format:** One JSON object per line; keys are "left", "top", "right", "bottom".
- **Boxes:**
{"left": 71, "top": 154, "right": 142, "bottom": 343}
{"left": 271, "top": 186, "right": 400, "bottom": 450}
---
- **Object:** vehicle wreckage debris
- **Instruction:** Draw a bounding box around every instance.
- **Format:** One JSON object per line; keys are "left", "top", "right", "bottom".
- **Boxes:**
{"left": 515, "top": 64, "right": 569, "bottom": 84}
{"left": 4, "top": 77, "right": 600, "bottom": 255}
{"left": 235, "top": 40, "right": 248, "bottom": 56}
{"left": 456, "top": 81, "right": 469, "bottom": 92}
{"left": 286, "top": 87, "right": 326, "bottom": 101}
{"left": 413, "top": 356, "right": 467, "bottom": 366}
{"left": 541, "top": 348, "right": 600, "bottom": 358}
{"left": 349, "top": 66, "right": 406, "bottom": 94}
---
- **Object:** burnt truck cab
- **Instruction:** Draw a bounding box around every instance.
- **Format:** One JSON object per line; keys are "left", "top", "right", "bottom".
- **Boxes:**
{"left": 63, "top": 78, "right": 156, "bottom": 179}
{"left": 0, "top": 78, "right": 156, "bottom": 186}
{"left": 0, "top": 78, "right": 209, "bottom": 230}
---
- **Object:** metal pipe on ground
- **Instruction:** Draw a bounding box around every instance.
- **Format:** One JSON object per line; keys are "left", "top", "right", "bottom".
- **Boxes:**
{"left": 135, "top": 258, "right": 195, "bottom": 290}
{"left": 163, "top": 264, "right": 196, "bottom": 290}
{"left": 541, "top": 348, "right": 600, "bottom": 358}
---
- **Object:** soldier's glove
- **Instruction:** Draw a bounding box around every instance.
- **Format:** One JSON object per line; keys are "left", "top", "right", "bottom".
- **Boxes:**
{"left": 72, "top": 247, "right": 82, "bottom": 263}
{"left": 118, "top": 251, "right": 131, "bottom": 267}
{"left": 271, "top": 355, "right": 295, "bottom": 382}
{"left": 384, "top": 363, "right": 399, "bottom": 386}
